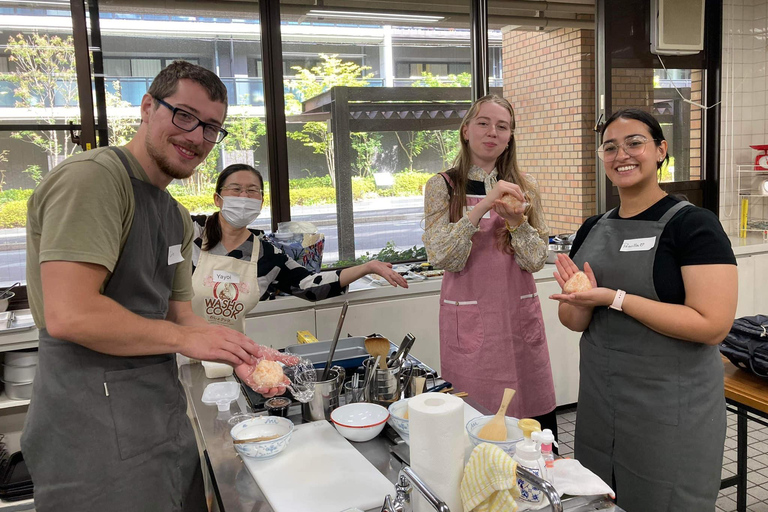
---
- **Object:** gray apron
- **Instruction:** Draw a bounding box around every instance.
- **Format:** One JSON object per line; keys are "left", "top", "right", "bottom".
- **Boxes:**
{"left": 21, "top": 148, "right": 206, "bottom": 512}
{"left": 572, "top": 201, "right": 725, "bottom": 512}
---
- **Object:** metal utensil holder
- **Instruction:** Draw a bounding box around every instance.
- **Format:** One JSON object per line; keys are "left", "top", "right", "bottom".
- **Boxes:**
{"left": 379, "top": 465, "right": 563, "bottom": 512}
{"left": 363, "top": 356, "right": 403, "bottom": 405}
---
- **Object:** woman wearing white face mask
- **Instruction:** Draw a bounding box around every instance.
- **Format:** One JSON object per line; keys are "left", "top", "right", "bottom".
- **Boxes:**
{"left": 191, "top": 164, "right": 408, "bottom": 333}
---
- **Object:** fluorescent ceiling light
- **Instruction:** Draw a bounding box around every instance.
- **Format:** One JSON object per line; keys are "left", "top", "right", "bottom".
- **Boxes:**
{"left": 306, "top": 10, "right": 444, "bottom": 23}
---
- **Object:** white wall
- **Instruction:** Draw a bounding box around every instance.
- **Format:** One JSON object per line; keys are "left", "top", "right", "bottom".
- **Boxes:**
{"left": 720, "top": 0, "right": 768, "bottom": 235}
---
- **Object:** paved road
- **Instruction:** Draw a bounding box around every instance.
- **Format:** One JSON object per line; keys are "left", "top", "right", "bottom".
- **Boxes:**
{"left": 0, "top": 212, "right": 427, "bottom": 285}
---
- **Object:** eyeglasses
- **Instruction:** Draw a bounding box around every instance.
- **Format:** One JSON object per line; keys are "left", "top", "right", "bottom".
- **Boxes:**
{"left": 597, "top": 135, "right": 658, "bottom": 162}
{"left": 153, "top": 96, "right": 228, "bottom": 144}
{"left": 220, "top": 185, "right": 263, "bottom": 197}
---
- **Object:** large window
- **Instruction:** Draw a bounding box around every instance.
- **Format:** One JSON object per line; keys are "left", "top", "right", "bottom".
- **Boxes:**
{"left": 279, "top": 6, "right": 475, "bottom": 266}
{"left": 0, "top": 3, "right": 83, "bottom": 288}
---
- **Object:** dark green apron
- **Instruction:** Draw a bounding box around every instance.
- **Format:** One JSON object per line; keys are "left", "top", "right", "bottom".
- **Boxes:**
{"left": 21, "top": 148, "right": 206, "bottom": 512}
{"left": 572, "top": 201, "right": 725, "bottom": 512}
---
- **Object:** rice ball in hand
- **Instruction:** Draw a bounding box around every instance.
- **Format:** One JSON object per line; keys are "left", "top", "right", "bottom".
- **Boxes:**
{"left": 250, "top": 360, "right": 286, "bottom": 389}
{"left": 563, "top": 271, "right": 592, "bottom": 294}
{"left": 498, "top": 193, "right": 527, "bottom": 211}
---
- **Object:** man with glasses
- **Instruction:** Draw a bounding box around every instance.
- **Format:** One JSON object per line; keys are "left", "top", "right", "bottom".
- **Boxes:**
{"left": 22, "top": 61, "right": 292, "bottom": 512}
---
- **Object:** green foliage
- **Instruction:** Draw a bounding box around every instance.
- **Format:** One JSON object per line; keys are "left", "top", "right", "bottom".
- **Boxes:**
{"left": 0, "top": 200, "right": 27, "bottom": 229}
{"left": 0, "top": 188, "right": 33, "bottom": 205}
{"left": 24, "top": 165, "right": 43, "bottom": 185}
{"left": 5, "top": 32, "right": 80, "bottom": 175}
{"left": 0, "top": 150, "right": 7, "bottom": 191}
{"left": 284, "top": 54, "right": 374, "bottom": 185}
{"left": 351, "top": 132, "right": 382, "bottom": 177}
{"left": 222, "top": 113, "right": 266, "bottom": 158}
{"left": 412, "top": 71, "right": 471, "bottom": 87}
{"left": 331, "top": 241, "right": 427, "bottom": 268}
{"left": 393, "top": 171, "right": 431, "bottom": 196}
{"left": 106, "top": 82, "right": 138, "bottom": 146}
{"left": 290, "top": 176, "right": 333, "bottom": 189}
{"left": 173, "top": 194, "right": 217, "bottom": 214}
{"left": 659, "top": 156, "right": 676, "bottom": 182}
{"left": 395, "top": 131, "right": 430, "bottom": 172}
{"left": 289, "top": 186, "right": 337, "bottom": 206}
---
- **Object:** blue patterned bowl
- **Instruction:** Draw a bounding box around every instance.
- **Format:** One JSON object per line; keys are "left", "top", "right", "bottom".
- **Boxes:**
{"left": 230, "top": 416, "right": 294, "bottom": 459}
{"left": 466, "top": 415, "right": 524, "bottom": 456}
{"left": 387, "top": 398, "right": 410, "bottom": 441}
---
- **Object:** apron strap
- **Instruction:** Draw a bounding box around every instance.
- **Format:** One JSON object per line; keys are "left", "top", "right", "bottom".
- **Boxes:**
{"left": 658, "top": 200, "right": 692, "bottom": 223}
{"left": 108, "top": 147, "right": 136, "bottom": 179}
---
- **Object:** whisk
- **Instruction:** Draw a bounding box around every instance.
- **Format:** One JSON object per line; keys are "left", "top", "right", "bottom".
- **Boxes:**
{"left": 281, "top": 358, "right": 316, "bottom": 403}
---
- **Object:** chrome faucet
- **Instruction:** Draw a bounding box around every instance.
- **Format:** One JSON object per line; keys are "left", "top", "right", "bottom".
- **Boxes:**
{"left": 379, "top": 465, "right": 563, "bottom": 512}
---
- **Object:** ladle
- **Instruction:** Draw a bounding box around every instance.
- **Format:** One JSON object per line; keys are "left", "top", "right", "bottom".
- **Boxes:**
{"left": 0, "top": 282, "right": 20, "bottom": 300}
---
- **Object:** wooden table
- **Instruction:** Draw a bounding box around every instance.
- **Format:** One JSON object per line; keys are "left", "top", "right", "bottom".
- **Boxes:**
{"left": 722, "top": 357, "right": 768, "bottom": 511}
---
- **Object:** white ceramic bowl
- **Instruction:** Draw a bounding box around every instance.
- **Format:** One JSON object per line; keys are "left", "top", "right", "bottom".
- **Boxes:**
{"left": 331, "top": 403, "right": 389, "bottom": 442}
{"left": 0, "top": 292, "right": 14, "bottom": 313}
{"left": 466, "top": 415, "right": 524, "bottom": 456}
{"left": 230, "top": 416, "right": 294, "bottom": 459}
{"left": 387, "top": 398, "right": 410, "bottom": 441}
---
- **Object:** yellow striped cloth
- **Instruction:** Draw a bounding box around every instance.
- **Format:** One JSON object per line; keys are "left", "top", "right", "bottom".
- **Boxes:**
{"left": 460, "top": 443, "right": 520, "bottom": 512}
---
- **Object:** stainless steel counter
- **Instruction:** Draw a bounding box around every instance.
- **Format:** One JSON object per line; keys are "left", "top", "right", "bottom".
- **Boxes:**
{"left": 180, "top": 363, "right": 621, "bottom": 512}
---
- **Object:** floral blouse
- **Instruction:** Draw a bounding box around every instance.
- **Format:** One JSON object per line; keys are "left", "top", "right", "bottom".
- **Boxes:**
{"left": 422, "top": 166, "right": 549, "bottom": 273}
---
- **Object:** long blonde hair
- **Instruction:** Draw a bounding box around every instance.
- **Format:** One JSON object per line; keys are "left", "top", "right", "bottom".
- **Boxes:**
{"left": 443, "top": 95, "right": 545, "bottom": 252}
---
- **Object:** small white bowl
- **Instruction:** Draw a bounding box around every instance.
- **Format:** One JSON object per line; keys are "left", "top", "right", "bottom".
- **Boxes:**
{"left": 331, "top": 403, "right": 389, "bottom": 442}
{"left": 230, "top": 416, "right": 294, "bottom": 459}
{"left": 466, "top": 415, "right": 524, "bottom": 456}
{"left": 387, "top": 398, "right": 410, "bottom": 442}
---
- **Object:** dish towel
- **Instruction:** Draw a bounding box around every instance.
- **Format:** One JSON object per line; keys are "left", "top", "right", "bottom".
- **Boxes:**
{"left": 460, "top": 443, "right": 520, "bottom": 512}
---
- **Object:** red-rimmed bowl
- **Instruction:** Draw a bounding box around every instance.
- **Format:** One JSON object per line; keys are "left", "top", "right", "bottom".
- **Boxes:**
{"left": 330, "top": 403, "right": 389, "bottom": 442}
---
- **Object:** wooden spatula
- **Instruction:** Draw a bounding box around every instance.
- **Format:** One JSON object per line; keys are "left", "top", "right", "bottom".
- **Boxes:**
{"left": 403, "top": 376, "right": 426, "bottom": 420}
{"left": 364, "top": 337, "right": 390, "bottom": 370}
{"left": 477, "top": 388, "right": 516, "bottom": 441}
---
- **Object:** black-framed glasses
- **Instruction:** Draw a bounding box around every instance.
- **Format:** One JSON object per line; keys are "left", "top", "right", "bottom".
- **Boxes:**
{"left": 153, "top": 96, "right": 228, "bottom": 144}
{"left": 597, "top": 135, "right": 658, "bottom": 162}
{"left": 220, "top": 185, "right": 263, "bottom": 197}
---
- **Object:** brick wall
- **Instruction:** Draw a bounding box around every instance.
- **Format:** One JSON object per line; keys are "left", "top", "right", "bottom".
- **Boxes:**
{"left": 502, "top": 28, "right": 596, "bottom": 235}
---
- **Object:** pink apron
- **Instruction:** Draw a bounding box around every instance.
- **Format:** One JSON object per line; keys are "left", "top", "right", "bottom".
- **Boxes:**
{"left": 438, "top": 173, "right": 556, "bottom": 417}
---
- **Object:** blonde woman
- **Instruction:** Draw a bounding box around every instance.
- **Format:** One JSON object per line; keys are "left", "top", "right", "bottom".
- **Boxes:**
{"left": 422, "top": 94, "right": 557, "bottom": 435}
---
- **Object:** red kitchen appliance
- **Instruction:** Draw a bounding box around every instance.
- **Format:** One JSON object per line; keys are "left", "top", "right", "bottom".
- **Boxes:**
{"left": 750, "top": 145, "right": 768, "bottom": 170}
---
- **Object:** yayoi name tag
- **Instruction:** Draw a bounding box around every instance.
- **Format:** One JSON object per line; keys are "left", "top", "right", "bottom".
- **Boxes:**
{"left": 168, "top": 244, "right": 184, "bottom": 265}
{"left": 620, "top": 236, "right": 656, "bottom": 252}
{"left": 213, "top": 270, "right": 240, "bottom": 283}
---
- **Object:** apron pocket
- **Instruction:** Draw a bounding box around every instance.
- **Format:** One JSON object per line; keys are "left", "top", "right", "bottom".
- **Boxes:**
{"left": 440, "top": 300, "right": 485, "bottom": 354}
{"left": 105, "top": 359, "right": 179, "bottom": 460}
{"left": 518, "top": 294, "right": 545, "bottom": 346}
{"left": 610, "top": 351, "right": 680, "bottom": 426}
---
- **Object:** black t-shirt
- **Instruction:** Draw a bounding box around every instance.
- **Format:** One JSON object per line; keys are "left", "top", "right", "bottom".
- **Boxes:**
{"left": 569, "top": 196, "right": 736, "bottom": 304}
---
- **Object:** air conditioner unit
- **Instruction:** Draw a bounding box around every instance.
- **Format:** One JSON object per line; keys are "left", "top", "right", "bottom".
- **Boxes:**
{"left": 650, "top": 0, "right": 705, "bottom": 56}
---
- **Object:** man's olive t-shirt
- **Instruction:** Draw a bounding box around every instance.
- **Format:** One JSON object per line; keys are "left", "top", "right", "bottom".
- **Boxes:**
{"left": 26, "top": 146, "right": 194, "bottom": 328}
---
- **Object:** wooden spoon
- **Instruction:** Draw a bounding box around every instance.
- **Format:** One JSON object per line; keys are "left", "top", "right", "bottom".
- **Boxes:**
{"left": 477, "top": 388, "right": 516, "bottom": 441}
{"left": 403, "top": 376, "right": 426, "bottom": 420}
{"left": 233, "top": 434, "right": 281, "bottom": 444}
{"left": 364, "top": 337, "right": 390, "bottom": 371}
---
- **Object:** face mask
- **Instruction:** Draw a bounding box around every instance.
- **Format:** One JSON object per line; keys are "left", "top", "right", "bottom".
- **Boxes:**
{"left": 218, "top": 195, "right": 262, "bottom": 228}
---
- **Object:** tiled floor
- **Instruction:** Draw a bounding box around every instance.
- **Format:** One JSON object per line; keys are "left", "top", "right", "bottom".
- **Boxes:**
{"left": 555, "top": 406, "right": 768, "bottom": 512}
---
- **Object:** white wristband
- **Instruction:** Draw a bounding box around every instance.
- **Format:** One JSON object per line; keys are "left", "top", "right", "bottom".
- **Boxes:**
{"left": 609, "top": 289, "right": 626, "bottom": 311}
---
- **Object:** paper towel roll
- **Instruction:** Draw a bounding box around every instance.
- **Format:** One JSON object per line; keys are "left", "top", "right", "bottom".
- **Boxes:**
{"left": 408, "top": 392, "right": 465, "bottom": 512}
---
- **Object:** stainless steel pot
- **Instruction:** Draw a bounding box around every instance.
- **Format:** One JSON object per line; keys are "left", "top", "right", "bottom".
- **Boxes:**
{"left": 301, "top": 365, "right": 345, "bottom": 422}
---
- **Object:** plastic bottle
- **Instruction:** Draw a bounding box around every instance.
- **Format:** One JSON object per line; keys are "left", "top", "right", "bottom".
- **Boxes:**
{"left": 513, "top": 418, "right": 544, "bottom": 504}
{"left": 538, "top": 428, "right": 558, "bottom": 485}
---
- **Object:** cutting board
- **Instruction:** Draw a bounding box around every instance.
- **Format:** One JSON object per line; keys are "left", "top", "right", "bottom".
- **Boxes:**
{"left": 241, "top": 420, "right": 394, "bottom": 512}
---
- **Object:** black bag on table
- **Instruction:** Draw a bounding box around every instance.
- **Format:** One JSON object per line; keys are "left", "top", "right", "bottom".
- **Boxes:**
{"left": 720, "top": 315, "right": 768, "bottom": 377}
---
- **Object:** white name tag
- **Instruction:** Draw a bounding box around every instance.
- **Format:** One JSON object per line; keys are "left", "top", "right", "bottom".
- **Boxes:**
{"left": 465, "top": 205, "right": 491, "bottom": 219}
{"left": 168, "top": 244, "right": 184, "bottom": 265}
{"left": 213, "top": 270, "right": 240, "bottom": 284}
{"left": 620, "top": 236, "right": 656, "bottom": 252}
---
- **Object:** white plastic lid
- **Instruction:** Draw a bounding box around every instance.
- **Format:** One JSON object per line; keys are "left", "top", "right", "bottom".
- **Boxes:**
{"left": 537, "top": 428, "right": 559, "bottom": 450}
{"left": 201, "top": 381, "right": 240, "bottom": 411}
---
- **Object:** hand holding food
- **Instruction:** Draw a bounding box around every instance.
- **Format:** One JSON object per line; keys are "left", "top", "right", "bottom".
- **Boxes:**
{"left": 251, "top": 360, "right": 286, "bottom": 388}
{"left": 563, "top": 271, "right": 593, "bottom": 294}
{"left": 496, "top": 193, "right": 529, "bottom": 213}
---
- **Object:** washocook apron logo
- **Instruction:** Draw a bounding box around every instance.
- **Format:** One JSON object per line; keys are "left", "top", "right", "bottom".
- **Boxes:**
{"left": 206, "top": 282, "right": 246, "bottom": 319}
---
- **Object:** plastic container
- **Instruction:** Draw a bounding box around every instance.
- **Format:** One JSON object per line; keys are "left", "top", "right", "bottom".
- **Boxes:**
{"left": 513, "top": 418, "right": 545, "bottom": 504}
{"left": 1, "top": 379, "right": 33, "bottom": 400}
{"left": 539, "top": 428, "right": 558, "bottom": 484}
{"left": 4, "top": 350, "right": 38, "bottom": 367}
{"left": 201, "top": 361, "right": 234, "bottom": 379}
{"left": 2, "top": 364, "right": 36, "bottom": 383}
{"left": 201, "top": 381, "right": 240, "bottom": 411}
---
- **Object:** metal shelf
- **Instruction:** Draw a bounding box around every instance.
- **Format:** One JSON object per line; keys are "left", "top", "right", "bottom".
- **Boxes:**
{"left": 0, "top": 394, "right": 29, "bottom": 410}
